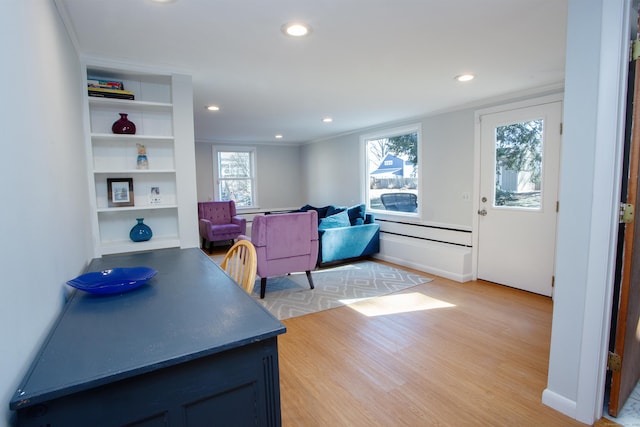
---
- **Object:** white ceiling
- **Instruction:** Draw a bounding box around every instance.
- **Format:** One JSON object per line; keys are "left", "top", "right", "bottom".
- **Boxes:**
{"left": 56, "top": 0, "right": 568, "bottom": 144}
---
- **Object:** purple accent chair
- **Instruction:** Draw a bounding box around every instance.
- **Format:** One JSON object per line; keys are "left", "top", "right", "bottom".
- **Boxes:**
{"left": 249, "top": 211, "right": 319, "bottom": 299}
{"left": 198, "top": 201, "right": 246, "bottom": 254}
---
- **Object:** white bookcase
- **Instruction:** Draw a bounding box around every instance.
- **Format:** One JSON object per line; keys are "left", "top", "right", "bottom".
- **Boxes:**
{"left": 82, "top": 62, "right": 199, "bottom": 257}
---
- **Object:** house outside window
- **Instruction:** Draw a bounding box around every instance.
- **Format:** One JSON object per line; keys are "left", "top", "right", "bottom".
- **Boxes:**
{"left": 213, "top": 147, "right": 256, "bottom": 208}
{"left": 362, "top": 124, "right": 421, "bottom": 216}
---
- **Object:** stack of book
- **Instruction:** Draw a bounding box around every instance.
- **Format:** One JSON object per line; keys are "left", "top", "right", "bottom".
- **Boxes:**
{"left": 88, "top": 79, "right": 135, "bottom": 100}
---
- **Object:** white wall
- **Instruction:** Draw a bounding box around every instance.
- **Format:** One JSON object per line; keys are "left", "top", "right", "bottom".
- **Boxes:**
{"left": 422, "top": 110, "right": 476, "bottom": 226}
{"left": 195, "top": 142, "right": 215, "bottom": 201}
{"left": 302, "top": 133, "right": 363, "bottom": 208}
{"left": 195, "top": 142, "right": 305, "bottom": 211}
{"left": 0, "top": 1, "right": 92, "bottom": 426}
{"left": 255, "top": 144, "right": 304, "bottom": 209}
{"left": 543, "top": 0, "right": 630, "bottom": 423}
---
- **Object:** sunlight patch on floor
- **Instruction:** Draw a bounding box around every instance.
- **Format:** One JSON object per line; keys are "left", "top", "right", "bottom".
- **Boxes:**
{"left": 341, "top": 292, "right": 455, "bottom": 317}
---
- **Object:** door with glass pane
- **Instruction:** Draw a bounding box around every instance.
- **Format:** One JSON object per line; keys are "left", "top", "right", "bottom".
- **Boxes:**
{"left": 477, "top": 101, "right": 562, "bottom": 296}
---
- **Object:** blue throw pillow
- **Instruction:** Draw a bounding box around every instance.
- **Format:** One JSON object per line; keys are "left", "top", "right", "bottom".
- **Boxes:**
{"left": 326, "top": 205, "right": 346, "bottom": 217}
{"left": 316, "top": 205, "right": 331, "bottom": 218}
{"left": 318, "top": 210, "right": 351, "bottom": 230}
{"left": 347, "top": 204, "right": 366, "bottom": 225}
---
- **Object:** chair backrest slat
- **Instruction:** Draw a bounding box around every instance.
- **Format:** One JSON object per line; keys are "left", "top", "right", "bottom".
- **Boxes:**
{"left": 220, "top": 240, "right": 257, "bottom": 294}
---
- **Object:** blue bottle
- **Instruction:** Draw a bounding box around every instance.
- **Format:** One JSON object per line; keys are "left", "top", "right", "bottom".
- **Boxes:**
{"left": 130, "top": 218, "right": 152, "bottom": 242}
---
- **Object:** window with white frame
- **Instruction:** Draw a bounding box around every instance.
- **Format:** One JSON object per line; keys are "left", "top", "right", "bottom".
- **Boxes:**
{"left": 362, "top": 124, "right": 420, "bottom": 216}
{"left": 213, "top": 147, "right": 256, "bottom": 208}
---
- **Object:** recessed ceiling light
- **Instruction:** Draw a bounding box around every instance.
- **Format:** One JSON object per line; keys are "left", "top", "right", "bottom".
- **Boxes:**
{"left": 282, "top": 23, "right": 312, "bottom": 37}
{"left": 455, "top": 74, "right": 475, "bottom": 82}
{"left": 275, "top": 134, "right": 284, "bottom": 139}
{"left": 150, "top": 0, "right": 176, "bottom": 3}
{"left": 322, "top": 117, "right": 333, "bottom": 123}
{"left": 206, "top": 105, "right": 220, "bottom": 111}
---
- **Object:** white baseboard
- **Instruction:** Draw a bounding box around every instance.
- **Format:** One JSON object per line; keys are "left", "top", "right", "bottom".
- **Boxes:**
{"left": 542, "top": 388, "right": 577, "bottom": 420}
{"left": 376, "top": 234, "right": 472, "bottom": 282}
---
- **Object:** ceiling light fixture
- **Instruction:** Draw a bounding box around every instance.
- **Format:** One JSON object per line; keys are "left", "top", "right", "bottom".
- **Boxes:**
{"left": 275, "top": 134, "right": 284, "bottom": 139}
{"left": 455, "top": 74, "right": 475, "bottom": 82}
{"left": 322, "top": 117, "right": 333, "bottom": 123}
{"left": 206, "top": 105, "right": 220, "bottom": 111}
{"left": 282, "top": 23, "right": 312, "bottom": 37}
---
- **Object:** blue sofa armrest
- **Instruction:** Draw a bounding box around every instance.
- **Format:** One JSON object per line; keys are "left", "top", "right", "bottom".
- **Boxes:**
{"left": 318, "top": 223, "right": 380, "bottom": 265}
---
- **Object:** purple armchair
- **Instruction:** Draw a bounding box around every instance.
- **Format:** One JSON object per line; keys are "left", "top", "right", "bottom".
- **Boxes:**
{"left": 250, "top": 211, "right": 319, "bottom": 299}
{"left": 198, "top": 201, "right": 246, "bottom": 254}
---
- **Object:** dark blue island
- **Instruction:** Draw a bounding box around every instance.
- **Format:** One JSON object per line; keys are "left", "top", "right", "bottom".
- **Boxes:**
{"left": 10, "top": 248, "right": 285, "bottom": 426}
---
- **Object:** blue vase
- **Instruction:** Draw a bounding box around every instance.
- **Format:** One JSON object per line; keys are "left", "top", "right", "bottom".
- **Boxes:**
{"left": 130, "top": 218, "right": 152, "bottom": 242}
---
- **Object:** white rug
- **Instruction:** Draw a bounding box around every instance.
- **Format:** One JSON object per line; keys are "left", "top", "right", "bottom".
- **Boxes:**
{"left": 211, "top": 256, "right": 433, "bottom": 320}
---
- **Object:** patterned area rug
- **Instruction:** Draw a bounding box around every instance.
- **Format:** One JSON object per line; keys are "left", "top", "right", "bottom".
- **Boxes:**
{"left": 210, "top": 255, "right": 433, "bottom": 320}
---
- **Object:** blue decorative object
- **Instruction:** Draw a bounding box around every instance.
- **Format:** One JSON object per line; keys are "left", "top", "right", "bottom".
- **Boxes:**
{"left": 136, "top": 143, "right": 148, "bottom": 169}
{"left": 130, "top": 218, "right": 152, "bottom": 242}
{"left": 318, "top": 210, "right": 351, "bottom": 230}
{"left": 136, "top": 154, "right": 148, "bottom": 169}
{"left": 347, "top": 204, "right": 367, "bottom": 225}
{"left": 67, "top": 267, "right": 157, "bottom": 295}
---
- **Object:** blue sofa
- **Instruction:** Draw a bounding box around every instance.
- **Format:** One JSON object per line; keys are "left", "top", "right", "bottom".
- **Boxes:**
{"left": 299, "top": 204, "right": 380, "bottom": 265}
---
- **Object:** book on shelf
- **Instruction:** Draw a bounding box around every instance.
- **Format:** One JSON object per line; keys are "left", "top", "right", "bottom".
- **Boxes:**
{"left": 87, "top": 79, "right": 124, "bottom": 90}
{"left": 88, "top": 87, "right": 135, "bottom": 100}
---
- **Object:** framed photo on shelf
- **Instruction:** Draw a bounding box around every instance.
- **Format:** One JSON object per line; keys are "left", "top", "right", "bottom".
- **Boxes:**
{"left": 107, "top": 178, "right": 134, "bottom": 207}
{"left": 149, "top": 186, "right": 162, "bottom": 205}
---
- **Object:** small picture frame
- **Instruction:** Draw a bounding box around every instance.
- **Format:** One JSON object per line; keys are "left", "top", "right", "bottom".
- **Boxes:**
{"left": 149, "top": 186, "right": 162, "bottom": 204}
{"left": 107, "top": 178, "right": 134, "bottom": 207}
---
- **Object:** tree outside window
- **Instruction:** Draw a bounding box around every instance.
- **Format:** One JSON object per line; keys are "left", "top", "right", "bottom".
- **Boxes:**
{"left": 494, "top": 119, "right": 543, "bottom": 208}
{"left": 216, "top": 149, "right": 255, "bottom": 208}
{"left": 363, "top": 125, "right": 420, "bottom": 215}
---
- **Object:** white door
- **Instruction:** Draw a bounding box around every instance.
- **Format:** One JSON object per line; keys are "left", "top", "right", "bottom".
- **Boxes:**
{"left": 476, "top": 101, "right": 562, "bottom": 296}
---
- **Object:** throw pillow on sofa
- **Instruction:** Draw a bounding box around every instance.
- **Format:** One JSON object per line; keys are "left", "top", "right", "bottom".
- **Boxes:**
{"left": 318, "top": 210, "right": 351, "bottom": 230}
{"left": 347, "top": 204, "right": 366, "bottom": 225}
{"left": 300, "top": 203, "right": 367, "bottom": 225}
{"left": 300, "top": 204, "right": 330, "bottom": 220}
{"left": 326, "top": 205, "right": 346, "bottom": 217}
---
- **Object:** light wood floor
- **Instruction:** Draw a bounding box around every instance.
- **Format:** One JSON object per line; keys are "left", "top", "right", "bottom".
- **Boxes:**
{"left": 276, "top": 260, "right": 593, "bottom": 427}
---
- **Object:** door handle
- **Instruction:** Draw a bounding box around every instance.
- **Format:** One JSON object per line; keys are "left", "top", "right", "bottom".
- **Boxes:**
{"left": 477, "top": 209, "right": 487, "bottom": 216}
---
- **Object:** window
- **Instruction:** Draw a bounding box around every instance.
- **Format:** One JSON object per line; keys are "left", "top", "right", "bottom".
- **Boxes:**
{"left": 493, "top": 119, "right": 543, "bottom": 209}
{"left": 362, "top": 124, "right": 420, "bottom": 215}
{"left": 213, "top": 147, "right": 256, "bottom": 208}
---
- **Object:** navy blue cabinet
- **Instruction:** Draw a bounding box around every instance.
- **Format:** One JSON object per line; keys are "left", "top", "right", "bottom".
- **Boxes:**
{"left": 10, "top": 248, "right": 285, "bottom": 426}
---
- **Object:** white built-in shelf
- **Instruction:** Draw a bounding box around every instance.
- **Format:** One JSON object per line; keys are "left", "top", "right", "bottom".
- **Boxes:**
{"left": 99, "top": 237, "right": 181, "bottom": 256}
{"left": 88, "top": 97, "right": 172, "bottom": 110}
{"left": 91, "top": 133, "right": 174, "bottom": 142}
{"left": 93, "top": 169, "right": 176, "bottom": 174}
{"left": 97, "top": 205, "right": 178, "bottom": 213}
{"left": 84, "top": 64, "right": 194, "bottom": 257}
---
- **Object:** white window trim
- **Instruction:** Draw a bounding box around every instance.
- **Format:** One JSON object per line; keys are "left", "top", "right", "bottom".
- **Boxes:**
{"left": 360, "top": 123, "right": 422, "bottom": 219}
{"left": 211, "top": 145, "right": 258, "bottom": 209}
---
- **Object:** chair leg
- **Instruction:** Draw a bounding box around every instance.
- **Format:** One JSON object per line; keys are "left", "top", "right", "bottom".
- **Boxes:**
{"left": 207, "top": 240, "right": 213, "bottom": 255}
{"left": 201, "top": 238, "right": 206, "bottom": 250}
{"left": 260, "top": 277, "right": 267, "bottom": 299}
{"left": 305, "top": 270, "right": 315, "bottom": 290}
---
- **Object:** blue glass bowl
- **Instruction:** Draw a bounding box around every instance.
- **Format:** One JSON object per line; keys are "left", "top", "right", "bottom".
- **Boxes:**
{"left": 67, "top": 267, "right": 157, "bottom": 295}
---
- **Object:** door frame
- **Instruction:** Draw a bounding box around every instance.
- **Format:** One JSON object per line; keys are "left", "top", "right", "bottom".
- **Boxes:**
{"left": 472, "top": 93, "right": 564, "bottom": 282}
